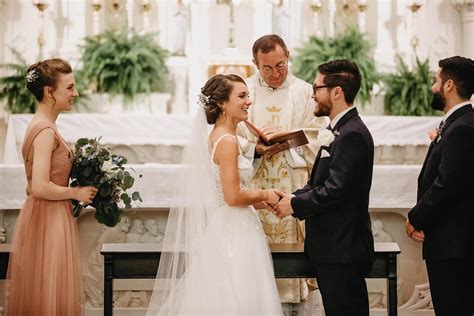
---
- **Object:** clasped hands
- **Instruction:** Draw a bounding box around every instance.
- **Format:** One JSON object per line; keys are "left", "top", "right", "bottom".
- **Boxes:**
{"left": 263, "top": 190, "right": 294, "bottom": 218}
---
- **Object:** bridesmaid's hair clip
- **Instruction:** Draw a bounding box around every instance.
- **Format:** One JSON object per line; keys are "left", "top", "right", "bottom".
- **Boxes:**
{"left": 26, "top": 69, "right": 39, "bottom": 83}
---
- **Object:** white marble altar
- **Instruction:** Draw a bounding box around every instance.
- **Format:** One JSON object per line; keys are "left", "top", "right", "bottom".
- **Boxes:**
{"left": 2, "top": 113, "right": 443, "bottom": 164}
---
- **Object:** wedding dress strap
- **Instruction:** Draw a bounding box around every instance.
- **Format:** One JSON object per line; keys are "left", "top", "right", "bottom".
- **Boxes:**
{"left": 211, "top": 134, "right": 236, "bottom": 161}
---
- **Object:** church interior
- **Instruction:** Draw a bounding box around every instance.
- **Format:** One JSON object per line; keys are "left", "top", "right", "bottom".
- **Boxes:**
{"left": 1, "top": 0, "right": 473, "bottom": 315}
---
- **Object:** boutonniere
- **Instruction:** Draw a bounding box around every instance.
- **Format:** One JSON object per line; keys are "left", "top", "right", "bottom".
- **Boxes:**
{"left": 317, "top": 129, "right": 337, "bottom": 147}
{"left": 431, "top": 121, "right": 446, "bottom": 144}
{"left": 428, "top": 128, "right": 439, "bottom": 143}
{"left": 428, "top": 126, "right": 444, "bottom": 144}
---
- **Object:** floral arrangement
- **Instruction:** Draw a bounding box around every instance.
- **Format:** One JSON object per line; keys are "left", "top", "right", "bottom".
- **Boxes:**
{"left": 317, "top": 129, "right": 336, "bottom": 147}
{"left": 70, "top": 138, "right": 142, "bottom": 227}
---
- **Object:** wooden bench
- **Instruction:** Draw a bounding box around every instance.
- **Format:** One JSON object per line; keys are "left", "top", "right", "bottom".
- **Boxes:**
{"left": 0, "top": 244, "right": 10, "bottom": 279}
{"left": 101, "top": 242, "right": 400, "bottom": 316}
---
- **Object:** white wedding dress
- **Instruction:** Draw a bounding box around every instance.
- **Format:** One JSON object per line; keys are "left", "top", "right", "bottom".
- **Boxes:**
{"left": 153, "top": 134, "right": 283, "bottom": 316}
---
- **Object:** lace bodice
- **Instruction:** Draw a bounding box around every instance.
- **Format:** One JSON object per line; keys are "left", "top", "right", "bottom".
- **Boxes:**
{"left": 210, "top": 134, "right": 254, "bottom": 206}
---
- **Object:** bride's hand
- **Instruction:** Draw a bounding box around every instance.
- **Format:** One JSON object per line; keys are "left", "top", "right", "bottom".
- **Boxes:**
{"left": 264, "top": 189, "right": 281, "bottom": 205}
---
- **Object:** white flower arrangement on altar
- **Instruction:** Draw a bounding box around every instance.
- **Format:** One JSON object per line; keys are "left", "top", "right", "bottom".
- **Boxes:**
{"left": 317, "top": 129, "right": 336, "bottom": 147}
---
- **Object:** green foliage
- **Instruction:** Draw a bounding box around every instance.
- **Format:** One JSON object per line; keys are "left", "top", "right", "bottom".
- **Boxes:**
{"left": 292, "top": 26, "right": 379, "bottom": 106}
{"left": 78, "top": 29, "right": 169, "bottom": 103}
{"left": 0, "top": 48, "right": 37, "bottom": 113}
{"left": 70, "top": 137, "right": 142, "bottom": 227}
{"left": 383, "top": 56, "right": 439, "bottom": 116}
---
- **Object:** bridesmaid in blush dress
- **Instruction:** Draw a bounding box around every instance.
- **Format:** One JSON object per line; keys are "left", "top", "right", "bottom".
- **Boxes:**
{"left": 5, "top": 59, "right": 98, "bottom": 315}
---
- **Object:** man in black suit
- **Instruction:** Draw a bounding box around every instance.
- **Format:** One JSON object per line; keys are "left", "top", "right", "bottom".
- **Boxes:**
{"left": 272, "top": 59, "right": 374, "bottom": 316}
{"left": 406, "top": 56, "right": 474, "bottom": 316}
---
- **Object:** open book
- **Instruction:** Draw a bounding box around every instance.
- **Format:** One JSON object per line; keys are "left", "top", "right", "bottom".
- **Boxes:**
{"left": 244, "top": 120, "right": 309, "bottom": 149}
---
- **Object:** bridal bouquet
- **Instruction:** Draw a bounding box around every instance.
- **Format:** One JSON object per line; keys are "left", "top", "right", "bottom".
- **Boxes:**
{"left": 70, "top": 137, "right": 142, "bottom": 227}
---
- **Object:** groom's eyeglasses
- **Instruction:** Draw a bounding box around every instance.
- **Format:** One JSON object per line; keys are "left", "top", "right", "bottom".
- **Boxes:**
{"left": 312, "top": 84, "right": 334, "bottom": 94}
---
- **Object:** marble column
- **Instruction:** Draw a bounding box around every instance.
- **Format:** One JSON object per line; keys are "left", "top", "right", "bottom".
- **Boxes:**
{"left": 454, "top": 0, "right": 474, "bottom": 59}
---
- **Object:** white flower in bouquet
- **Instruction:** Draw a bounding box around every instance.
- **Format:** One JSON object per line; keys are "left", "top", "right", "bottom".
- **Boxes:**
{"left": 101, "top": 159, "right": 115, "bottom": 174}
{"left": 317, "top": 129, "right": 335, "bottom": 147}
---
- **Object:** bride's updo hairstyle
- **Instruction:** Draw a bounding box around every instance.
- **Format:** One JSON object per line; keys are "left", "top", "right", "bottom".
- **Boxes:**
{"left": 26, "top": 58, "right": 73, "bottom": 102}
{"left": 200, "top": 74, "right": 246, "bottom": 124}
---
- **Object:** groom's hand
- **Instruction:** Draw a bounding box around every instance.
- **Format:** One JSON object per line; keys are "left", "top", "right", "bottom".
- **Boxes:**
{"left": 405, "top": 219, "right": 425, "bottom": 242}
{"left": 275, "top": 192, "right": 294, "bottom": 218}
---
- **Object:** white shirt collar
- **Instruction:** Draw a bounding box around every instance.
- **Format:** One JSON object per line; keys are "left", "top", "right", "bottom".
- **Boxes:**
{"left": 330, "top": 106, "right": 355, "bottom": 129}
{"left": 257, "top": 73, "right": 296, "bottom": 91}
{"left": 443, "top": 101, "right": 471, "bottom": 122}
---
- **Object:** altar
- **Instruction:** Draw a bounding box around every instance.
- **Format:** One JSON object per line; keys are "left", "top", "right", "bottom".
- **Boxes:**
{"left": 3, "top": 113, "right": 442, "bottom": 165}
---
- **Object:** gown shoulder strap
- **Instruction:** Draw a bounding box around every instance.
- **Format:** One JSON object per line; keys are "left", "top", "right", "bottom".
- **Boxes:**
{"left": 210, "top": 134, "right": 236, "bottom": 161}
{"left": 21, "top": 121, "right": 56, "bottom": 162}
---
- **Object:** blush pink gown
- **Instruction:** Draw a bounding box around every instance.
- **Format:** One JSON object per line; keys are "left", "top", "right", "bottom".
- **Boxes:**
{"left": 5, "top": 121, "right": 83, "bottom": 315}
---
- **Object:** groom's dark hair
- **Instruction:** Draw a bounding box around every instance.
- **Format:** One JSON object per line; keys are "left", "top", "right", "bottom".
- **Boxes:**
{"left": 439, "top": 56, "right": 474, "bottom": 100}
{"left": 317, "top": 60, "right": 361, "bottom": 104}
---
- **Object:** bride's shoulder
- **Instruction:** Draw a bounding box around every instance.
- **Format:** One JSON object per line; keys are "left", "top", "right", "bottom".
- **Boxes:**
{"left": 210, "top": 133, "right": 238, "bottom": 159}
{"left": 209, "top": 131, "right": 237, "bottom": 149}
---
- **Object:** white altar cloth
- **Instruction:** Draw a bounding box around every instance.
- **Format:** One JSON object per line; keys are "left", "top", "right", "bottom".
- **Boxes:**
{"left": 0, "top": 163, "right": 420, "bottom": 211}
{"left": 3, "top": 114, "right": 442, "bottom": 163}
{"left": 3, "top": 114, "right": 192, "bottom": 163}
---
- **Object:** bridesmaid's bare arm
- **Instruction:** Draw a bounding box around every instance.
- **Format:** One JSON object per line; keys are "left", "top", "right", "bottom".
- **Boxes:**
{"left": 215, "top": 136, "right": 279, "bottom": 207}
{"left": 30, "top": 128, "right": 97, "bottom": 203}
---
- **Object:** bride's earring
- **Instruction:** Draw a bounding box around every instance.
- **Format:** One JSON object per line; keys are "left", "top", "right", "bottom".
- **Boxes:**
{"left": 221, "top": 107, "right": 227, "bottom": 122}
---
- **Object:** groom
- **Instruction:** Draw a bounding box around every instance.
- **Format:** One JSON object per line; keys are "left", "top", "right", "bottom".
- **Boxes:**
{"left": 272, "top": 59, "right": 374, "bottom": 316}
{"left": 405, "top": 56, "right": 474, "bottom": 315}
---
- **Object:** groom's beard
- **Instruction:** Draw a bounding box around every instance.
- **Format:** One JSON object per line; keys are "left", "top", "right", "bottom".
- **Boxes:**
{"left": 431, "top": 91, "right": 446, "bottom": 111}
{"left": 314, "top": 98, "right": 332, "bottom": 117}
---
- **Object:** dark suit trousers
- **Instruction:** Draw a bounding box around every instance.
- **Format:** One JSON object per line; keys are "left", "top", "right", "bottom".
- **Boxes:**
{"left": 315, "top": 262, "right": 371, "bottom": 316}
{"left": 426, "top": 258, "right": 474, "bottom": 316}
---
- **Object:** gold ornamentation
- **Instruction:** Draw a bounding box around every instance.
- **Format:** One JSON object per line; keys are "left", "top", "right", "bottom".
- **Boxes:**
{"left": 208, "top": 64, "right": 254, "bottom": 79}
{"left": 259, "top": 212, "right": 291, "bottom": 243}
{"left": 266, "top": 105, "right": 282, "bottom": 113}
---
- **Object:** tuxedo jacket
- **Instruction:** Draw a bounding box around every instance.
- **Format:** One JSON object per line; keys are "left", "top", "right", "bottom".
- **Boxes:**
{"left": 291, "top": 108, "right": 375, "bottom": 264}
{"left": 408, "top": 104, "right": 474, "bottom": 261}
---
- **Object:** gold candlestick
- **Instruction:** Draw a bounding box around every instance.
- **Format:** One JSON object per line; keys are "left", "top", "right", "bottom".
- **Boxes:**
{"left": 140, "top": 0, "right": 152, "bottom": 13}
{"left": 407, "top": 1, "right": 423, "bottom": 56}
{"left": 33, "top": 1, "right": 49, "bottom": 59}
{"left": 407, "top": 2, "right": 422, "bottom": 14}
{"left": 357, "top": 2, "right": 368, "bottom": 13}
{"left": 310, "top": 0, "right": 322, "bottom": 13}
{"left": 91, "top": 0, "right": 102, "bottom": 12}
{"left": 33, "top": 0, "right": 49, "bottom": 13}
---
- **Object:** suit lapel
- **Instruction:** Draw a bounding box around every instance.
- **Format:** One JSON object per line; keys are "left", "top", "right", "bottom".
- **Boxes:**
{"left": 419, "top": 104, "right": 472, "bottom": 181}
{"left": 309, "top": 145, "right": 326, "bottom": 184}
{"left": 442, "top": 104, "right": 472, "bottom": 131}
{"left": 333, "top": 108, "right": 358, "bottom": 133}
{"left": 309, "top": 108, "right": 358, "bottom": 184}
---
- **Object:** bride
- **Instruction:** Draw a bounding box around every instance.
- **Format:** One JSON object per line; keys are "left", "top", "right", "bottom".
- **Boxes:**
{"left": 147, "top": 74, "right": 283, "bottom": 315}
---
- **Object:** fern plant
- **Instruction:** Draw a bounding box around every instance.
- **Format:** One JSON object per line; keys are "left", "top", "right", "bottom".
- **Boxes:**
{"left": 0, "top": 48, "right": 37, "bottom": 113}
{"left": 292, "top": 26, "right": 379, "bottom": 106}
{"left": 78, "top": 29, "right": 169, "bottom": 103}
{"left": 383, "top": 56, "right": 438, "bottom": 116}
